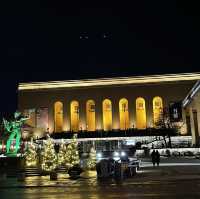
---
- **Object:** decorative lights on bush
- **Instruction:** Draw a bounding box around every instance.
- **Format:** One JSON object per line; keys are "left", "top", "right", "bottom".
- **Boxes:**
{"left": 86, "top": 147, "right": 96, "bottom": 170}
{"left": 65, "top": 134, "right": 80, "bottom": 169}
{"left": 25, "top": 139, "right": 37, "bottom": 167}
{"left": 41, "top": 137, "right": 57, "bottom": 172}
{"left": 57, "top": 140, "right": 67, "bottom": 166}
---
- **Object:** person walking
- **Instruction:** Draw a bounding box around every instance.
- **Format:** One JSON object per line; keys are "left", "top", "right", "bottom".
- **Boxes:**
{"left": 151, "top": 150, "right": 156, "bottom": 167}
{"left": 155, "top": 150, "right": 160, "bottom": 166}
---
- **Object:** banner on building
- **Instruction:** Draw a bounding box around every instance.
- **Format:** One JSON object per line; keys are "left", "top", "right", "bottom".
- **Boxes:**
{"left": 169, "top": 102, "right": 182, "bottom": 122}
{"left": 23, "top": 109, "right": 36, "bottom": 127}
{"left": 36, "top": 107, "right": 49, "bottom": 131}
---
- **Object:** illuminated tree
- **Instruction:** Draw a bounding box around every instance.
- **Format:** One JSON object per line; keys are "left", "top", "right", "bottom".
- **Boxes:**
{"left": 41, "top": 137, "right": 57, "bottom": 172}
{"left": 25, "top": 139, "right": 37, "bottom": 167}
{"left": 65, "top": 134, "right": 80, "bottom": 169}
{"left": 57, "top": 140, "right": 67, "bottom": 166}
{"left": 86, "top": 147, "right": 96, "bottom": 170}
{"left": 155, "top": 107, "right": 182, "bottom": 148}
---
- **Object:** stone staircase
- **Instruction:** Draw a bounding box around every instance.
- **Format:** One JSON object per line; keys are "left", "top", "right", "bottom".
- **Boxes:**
{"left": 56, "top": 166, "right": 68, "bottom": 174}
{"left": 23, "top": 167, "right": 41, "bottom": 177}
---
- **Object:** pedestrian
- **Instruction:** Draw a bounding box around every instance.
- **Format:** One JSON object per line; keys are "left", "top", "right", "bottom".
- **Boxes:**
{"left": 151, "top": 150, "right": 156, "bottom": 167}
{"left": 155, "top": 150, "right": 160, "bottom": 166}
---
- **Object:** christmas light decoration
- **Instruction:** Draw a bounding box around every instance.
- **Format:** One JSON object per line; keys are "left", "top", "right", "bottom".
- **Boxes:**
{"left": 41, "top": 137, "right": 57, "bottom": 172}
{"left": 86, "top": 147, "right": 96, "bottom": 170}
{"left": 57, "top": 140, "right": 67, "bottom": 166}
{"left": 25, "top": 139, "right": 37, "bottom": 167}
{"left": 65, "top": 134, "right": 80, "bottom": 169}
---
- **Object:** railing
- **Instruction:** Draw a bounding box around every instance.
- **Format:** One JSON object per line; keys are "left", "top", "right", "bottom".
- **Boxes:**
{"left": 48, "top": 128, "right": 179, "bottom": 140}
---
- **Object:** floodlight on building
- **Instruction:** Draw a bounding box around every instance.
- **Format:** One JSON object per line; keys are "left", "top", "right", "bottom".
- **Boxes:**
{"left": 97, "top": 152, "right": 102, "bottom": 159}
{"left": 18, "top": 73, "right": 200, "bottom": 91}
{"left": 121, "top": 151, "right": 126, "bottom": 157}
{"left": 114, "top": 151, "right": 119, "bottom": 157}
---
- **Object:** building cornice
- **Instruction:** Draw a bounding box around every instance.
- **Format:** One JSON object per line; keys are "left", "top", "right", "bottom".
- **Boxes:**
{"left": 18, "top": 72, "right": 200, "bottom": 91}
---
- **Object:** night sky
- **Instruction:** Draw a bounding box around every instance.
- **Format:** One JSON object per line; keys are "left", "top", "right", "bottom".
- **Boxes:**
{"left": 0, "top": 1, "right": 200, "bottom": 116}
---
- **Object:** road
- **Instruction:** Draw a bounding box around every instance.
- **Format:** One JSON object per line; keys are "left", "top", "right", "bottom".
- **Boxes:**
{"left": 1, "top": 157, "right": 200, "bottom": 199}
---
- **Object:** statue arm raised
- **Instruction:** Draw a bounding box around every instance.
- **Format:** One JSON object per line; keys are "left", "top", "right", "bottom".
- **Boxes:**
{"left": 16, "top": 115, "right": 30, "bottom": 126}
{"left": 3, "top": 118, "right": 12, "bottom": 133}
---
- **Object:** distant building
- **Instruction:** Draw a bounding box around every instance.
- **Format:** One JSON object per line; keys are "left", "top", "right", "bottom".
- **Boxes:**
{"left": 18, "top": 73, "right": 200, "bottom": 144}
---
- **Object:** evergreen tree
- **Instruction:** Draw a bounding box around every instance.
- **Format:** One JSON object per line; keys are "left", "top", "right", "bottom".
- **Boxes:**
{"left": 86, "top": 147, "right": 96, "bottom": 170}
{"left": 41, "top": 137, "right": 57, "bottom": 172}
{"left": 25, "top": 139, "right": 37, "bottom": 167}
{"left": 57, "top": 140, "right": 67, "bottom": 166}
{"left": 65, "top": 134, "right": 80, "bottom": 169}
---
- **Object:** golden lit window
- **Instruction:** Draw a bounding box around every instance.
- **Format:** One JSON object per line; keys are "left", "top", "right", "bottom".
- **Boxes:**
{"left": 54, "top": 101, "right": 63, "bottom": 132}
{"left": 86, "top": 100, "right": 96, "bottom": 131}
{"left": 136, "top": 97, "right": 147, "bottom": 129}
{"left": 103, "top": 99, "right": 112, "bottom": 131}
{"left": 119, "top": 98, "right": 129, "bottom": 130}
{"left": 153, "top": 96, "right": 163, "bottom": 126}
{"left": 70, "top": 100, "right": 79, "bottom": 132}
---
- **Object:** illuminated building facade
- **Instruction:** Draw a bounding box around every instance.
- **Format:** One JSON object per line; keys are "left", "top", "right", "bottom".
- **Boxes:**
{"left": 183, "top": 80, "right": 200, "bottom": 145}
{"left": 18, "top": 73, "right": 200, "bottom": 141}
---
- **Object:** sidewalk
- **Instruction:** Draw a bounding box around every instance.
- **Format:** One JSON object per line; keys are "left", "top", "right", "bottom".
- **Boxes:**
{"left": 132, "top": 157, "right": 200, "bottom": 182}
{"left": 1, "top": 158, "right": 200, "bottom": 188}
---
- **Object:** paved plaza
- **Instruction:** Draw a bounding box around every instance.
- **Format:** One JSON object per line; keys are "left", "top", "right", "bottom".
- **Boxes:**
{"left": 1, "top": 157, "right": 200, "bottom": 199}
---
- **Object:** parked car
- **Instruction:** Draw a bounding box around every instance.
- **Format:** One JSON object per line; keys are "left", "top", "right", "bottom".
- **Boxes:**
{"left": 172, "top": 151, "right": 181, "bottom": 157}
{"left": 184, "top": 151, "right": 194, "bottom": 157}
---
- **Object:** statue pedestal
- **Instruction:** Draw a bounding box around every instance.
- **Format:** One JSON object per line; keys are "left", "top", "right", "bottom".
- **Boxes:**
{"left": 50, "top": 172, "right": 58, "bottom": 180}
{"left": 0, "top": 156, "right": 24, "bottom": 178}
{"left": 6, "top": 152, "right": 18, "bottom": 157}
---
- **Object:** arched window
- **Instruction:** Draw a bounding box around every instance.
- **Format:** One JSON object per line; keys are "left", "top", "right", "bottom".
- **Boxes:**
{"left": 54, "top": 101, "right": 63, "bottom": 132}
{"left": 70, "top": 100, "right": 79, "bottom": 132}
{"left": 103, "top": 99, "right": 112, "bottom": 131}
{"left": 86, "top": 100, "right": 96, "bottom": 131}
{"left": 153, "top": 96, "right": 163, "bottom": 127}
{"left": 119, "top": 98, "right": 129, "bottom": 130}
{"left": 136, "top": 97, "right": 147, "bottom": 129}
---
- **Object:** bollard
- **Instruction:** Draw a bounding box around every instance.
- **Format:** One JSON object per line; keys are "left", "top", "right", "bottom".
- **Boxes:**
{"left": 50, "top": 172, "right": 57, "bottom": 180}
{"left": 17, "top": 172, "right": 25, "bottom": 181}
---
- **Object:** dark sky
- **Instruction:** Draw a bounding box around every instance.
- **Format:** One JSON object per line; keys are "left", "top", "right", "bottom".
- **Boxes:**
{"left": 0, "top": 0, "right": 200, "bottom": 116}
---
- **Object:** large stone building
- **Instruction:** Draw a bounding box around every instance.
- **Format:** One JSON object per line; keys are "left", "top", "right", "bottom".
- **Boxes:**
{"left": 183, "top": 80, "right": 200, "bottom": 145}
{"left": 18, "top": 73, "right": 200, "bottom": 143}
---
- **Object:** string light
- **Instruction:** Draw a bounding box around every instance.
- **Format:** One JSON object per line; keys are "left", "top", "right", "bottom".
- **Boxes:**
{"left": 41, "top": 138, "right": 57, "bottom": 172}
{"left": 25, "top": 139, "right": 37, "bottom": 167}
{"left": 86, "top": 147, "right": 96, "bottom": 170}
{"left": 57, "top": 140, "right": 67, "bottom": 166}
{"left": 65, "top": 134, "right": 80, "bottom": 169}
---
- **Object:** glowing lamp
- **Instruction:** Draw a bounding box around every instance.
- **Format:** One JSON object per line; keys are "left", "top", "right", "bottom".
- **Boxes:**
{"left": 121, "top": 151, "right": 126, "bottom": 157}
{"left": 97, "top": 153, "right": 102, "bottom": 158}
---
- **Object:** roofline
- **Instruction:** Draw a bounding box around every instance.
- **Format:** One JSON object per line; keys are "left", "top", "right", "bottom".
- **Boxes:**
{"left": 182, "top": 80, "right": 200, "bottom": 108}
{"left": 18, "top": 72, "right": 200, "bottom": 91}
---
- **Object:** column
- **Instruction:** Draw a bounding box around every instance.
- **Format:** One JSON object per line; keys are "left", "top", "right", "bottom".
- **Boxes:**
{"left": 195, "top": 100, "right": 200, "bottom": 144}
{"left": 79, "top": 100, "right": 86, "bottom": 131}
{"left": 181, "top": 108, "right": 187, "bottom": 135}
{"left": 66, "top": 100, "right": 71, "bottom": 132}
{"left": 63, "top": 101, "right": 70, "bottom": 132}
{"left": 48, "top": 101, "right": 54, "bottom": 134}
{"left": 189, "top": 107, "right": 197, "bottom": 146}
{"left": 112, "top": 98, "right": 120, "bottom": 130}
{"left": 146, "top": 96, "right": 153, "bottom": 128}
{"left": 95, "top": 98, "right": 103, "bottom": 131}
{"left": 129, "top": 97, "right": 136, "bottom": 129}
